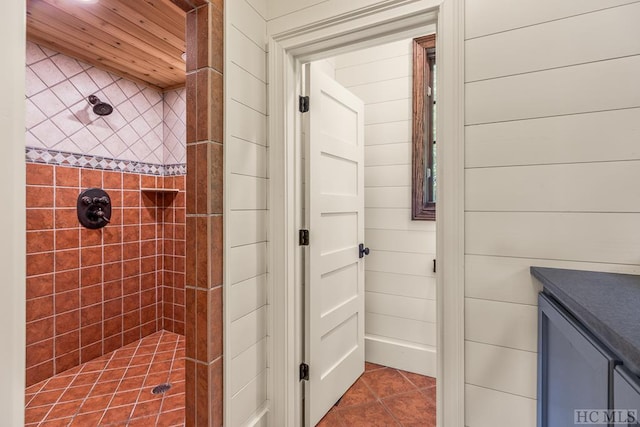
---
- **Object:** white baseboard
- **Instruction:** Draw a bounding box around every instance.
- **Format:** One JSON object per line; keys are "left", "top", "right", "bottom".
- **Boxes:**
{"left": 365, "top": 335, "right": 437, "bottom": 377}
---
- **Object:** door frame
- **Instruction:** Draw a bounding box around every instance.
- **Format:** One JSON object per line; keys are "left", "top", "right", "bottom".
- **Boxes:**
{"left": 0, "top": 0, "right": 26, "bottom": 425}
{"left": 267, "top": 0, "right": 466, "bottom": 426}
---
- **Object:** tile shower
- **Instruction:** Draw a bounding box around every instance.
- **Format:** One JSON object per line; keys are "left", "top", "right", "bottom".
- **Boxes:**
{"left": 24, "top": 38, "right": 187, "bottom": 402}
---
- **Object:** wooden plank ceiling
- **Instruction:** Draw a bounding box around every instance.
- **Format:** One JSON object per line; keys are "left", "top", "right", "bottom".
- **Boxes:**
{"left": 26, "top": 0, "right": 186, "bottom": 91}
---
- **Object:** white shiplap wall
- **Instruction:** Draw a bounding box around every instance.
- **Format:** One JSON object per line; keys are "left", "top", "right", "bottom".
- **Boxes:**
{"left": 333, "top": 39, "right": 437, "bottom": 376}
{"left": 464, "top": 1, "right": 640, "bottom": 426}
{"left": 225, "top": 0, "right": 269, "bottom": 426}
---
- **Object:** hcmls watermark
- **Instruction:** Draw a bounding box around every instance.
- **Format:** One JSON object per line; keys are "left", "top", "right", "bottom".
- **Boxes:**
{"left": 574, "top": 409, "right": 638, "bottom": 424}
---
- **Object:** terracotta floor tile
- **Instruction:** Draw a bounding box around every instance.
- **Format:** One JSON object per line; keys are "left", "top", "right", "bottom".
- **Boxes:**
{"left": 365, "top": 362, "right": 387, "bottom": 372}
{"left": 25, "top": 405, "right": 53, "bottom": 423}
{"left": 158, "top": 408, "right": 186, "bottom": 426}
{"left": 106, "top": 357, "right": 131, "bottom": 370}
{"left": 82, "top": 360, "right": 109, "bottom": 373}
{"left": 108, "top": 389, "right": 140, "bottom": 408}
{"left": 125, "top": 364, "right": 149, "bottom": 377}
{"left": 43, "top": 375, "right": 75, "bottom": 391}
{"left": 24, "top": 331, "right": 185, "bottom": 426}
{"left": 25, "top": 394, "right": 37, "bottom": 407}
{"left": 399, "top": 370, "right": 436, "bottom": 390}
{"left": 335, "top": 379, "right": 377, "bottom": 408}
{"left": 135, "top": 344, "right": 157, "bottom": 355}
{"left": 317, "top": 407, "right": 343, "bottom": 427}
{"left": 40, "top": 416, "right": 74, "bottom": 426}
{"left": 153, "top": 351, "right": 174, "bottom": 362}
{"left": 165, "top": 381, "right": 185, "bottom": 396}
{"left": 45, "top": 400, "right": 82, "bottom": 420}
{"left": 58, "top": 384, "right": 93, "bottom": 403}
{"left": 131, "top": 398, "right": 162, "bottom": 419}
{"left": 112, "top": 348, "right": 136, "bottom": 360}
{"left": 26, "top": 389, "right": 64, "bottom": 408}
{"left": 361, "top": 368, "right": 416, "bottom": 399}
{"left": 157, "top": 343, "right": 176, "bottom": 352}
{"left": 144, "top": 372, "right": 170, "bottom": 387}
{"left": 89, "top": 380, "right": 120, "bottom": 397}
{"left": 137, "top": 388, "right": 164, "bottom": 403}
{"left": 420, "top": 386, "right": 436, "bottom": 402}
{"left": 383, "top": 389, "right": 436, "bottom": 426}
{"left": 70, "top": 371, "right": 101, "bottom": 387}
{"left": 100, "top": 367, "right": 127, "bottom": 382}
{"left": 128, "top": 414, "right": 159, "bottom": 426}
{"left": 152, "top": 360, "right": 173, "bottom": 373}
{"left": 337, "top": 401, "right": 400, "bottom": 426}
{"left": 78, "top": 394, "right": 112, "bottom": 414}
{"left": 26, "top": 382, "right": 45, "bottom": 394}
{"left": 161, "top": 393, "right": 185, "bottom": 412}
{"left": 116, "top": 376, "right": 145, "bottom": 392}
{"left": 100, "top": 403, "right": 134, "bottom": 424}
{"left": 131, "top": 354, "right": 153, "bottom": 366}
{"left": 69, "top": 410, "right": 104, "bottom": 426}
{"left": 322, "top": 365, "right": 437, "bottom": 426}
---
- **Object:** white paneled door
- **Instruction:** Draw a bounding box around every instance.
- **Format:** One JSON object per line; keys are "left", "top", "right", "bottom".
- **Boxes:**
{"left": 304, "top": 63, "right": 366, "bottom": 426}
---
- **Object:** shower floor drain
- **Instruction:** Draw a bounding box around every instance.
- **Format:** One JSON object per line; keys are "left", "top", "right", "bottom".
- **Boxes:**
{"left": 151, "top": 383, "right": 172, "bottom": 394}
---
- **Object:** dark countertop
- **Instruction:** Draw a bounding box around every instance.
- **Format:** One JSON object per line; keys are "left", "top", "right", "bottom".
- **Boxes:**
{"left": 531, "top": 267, "right": 640, "bottom": 377}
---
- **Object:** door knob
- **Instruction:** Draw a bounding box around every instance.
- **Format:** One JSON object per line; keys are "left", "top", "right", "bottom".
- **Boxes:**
{"left": 359, "top": 243, "right": 370, "bottom": 259}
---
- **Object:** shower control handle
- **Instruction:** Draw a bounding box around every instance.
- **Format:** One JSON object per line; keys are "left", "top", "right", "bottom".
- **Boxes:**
{"left": 94, "top": 209, "right": 110, "bottom": 223}
{"left": 77, "top": 188, "right": 112, "bottom": 229}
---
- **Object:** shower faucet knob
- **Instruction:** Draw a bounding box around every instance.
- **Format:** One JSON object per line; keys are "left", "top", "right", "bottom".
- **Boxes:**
{"left": 95, "top": 209, "right": 111, "bottom": 223}
{"left": 81, "top": 196, "right": 92, "bottom": 205}
{"left": 93, "top": 196, "right": 110, "bottom": 205}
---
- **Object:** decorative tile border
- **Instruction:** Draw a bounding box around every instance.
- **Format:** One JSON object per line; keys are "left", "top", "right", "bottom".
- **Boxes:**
{"left": 26, "top": 146, "right": 186, "bottom": 176}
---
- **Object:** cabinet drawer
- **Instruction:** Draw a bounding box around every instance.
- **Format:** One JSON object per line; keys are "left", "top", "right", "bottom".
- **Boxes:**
{"left": 614, "top": 366, "right": 640, "bottom": 426}
{"left": 538, "top": 293, "right": 617, "bottom": 427}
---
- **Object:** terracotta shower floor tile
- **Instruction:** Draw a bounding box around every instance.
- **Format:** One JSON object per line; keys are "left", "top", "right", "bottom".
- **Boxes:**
{"left": 317, "top": 365, "right": 436, "bottom": 427}
{"left": 24, "top": 331, "right": 185, "bottom": 426}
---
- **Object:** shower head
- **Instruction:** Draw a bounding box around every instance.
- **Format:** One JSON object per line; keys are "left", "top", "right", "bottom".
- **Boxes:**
{"left": 87, "top": 95, "right": 113, "bottom": 116}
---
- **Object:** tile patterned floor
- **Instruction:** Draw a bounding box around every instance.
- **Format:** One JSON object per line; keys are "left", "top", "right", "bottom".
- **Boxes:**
{"left": 317, "top": 362, "right": 436, "bottom": 426}
{"left": 24, "top": 331, "right": 185, "bottom": 427}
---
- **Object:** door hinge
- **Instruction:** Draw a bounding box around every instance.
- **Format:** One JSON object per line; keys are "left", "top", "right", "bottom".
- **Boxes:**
{"left": 300, "top": 363, "right": 309, "bottom": 381}
{"left": 299, "top": 229, "right": 309, "bottom": 246}
{"left": 299, "top": 96, "right": 310, "bottom": 113}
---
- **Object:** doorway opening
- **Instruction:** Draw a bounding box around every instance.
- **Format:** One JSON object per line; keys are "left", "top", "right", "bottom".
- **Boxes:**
{"left": 268, "top": 3, "right": 465, "bottom": 426}
{"left": 298, "top": 34, "right": 437, "bottom": 426}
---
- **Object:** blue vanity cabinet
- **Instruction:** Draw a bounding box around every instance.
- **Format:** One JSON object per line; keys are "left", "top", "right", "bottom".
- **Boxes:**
{"left": 538, "top": 293, "right": 618, "bottom": 427}
{"left": 614, "top": 366, "right": 640, "bottom": 426}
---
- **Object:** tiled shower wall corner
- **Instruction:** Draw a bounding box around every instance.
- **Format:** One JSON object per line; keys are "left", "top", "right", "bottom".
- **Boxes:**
{"left": 160, "top": 176, "right": 187, "bottom": 335}
{"left": 25, "top": 42, "right": 187, "bottom": 387}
